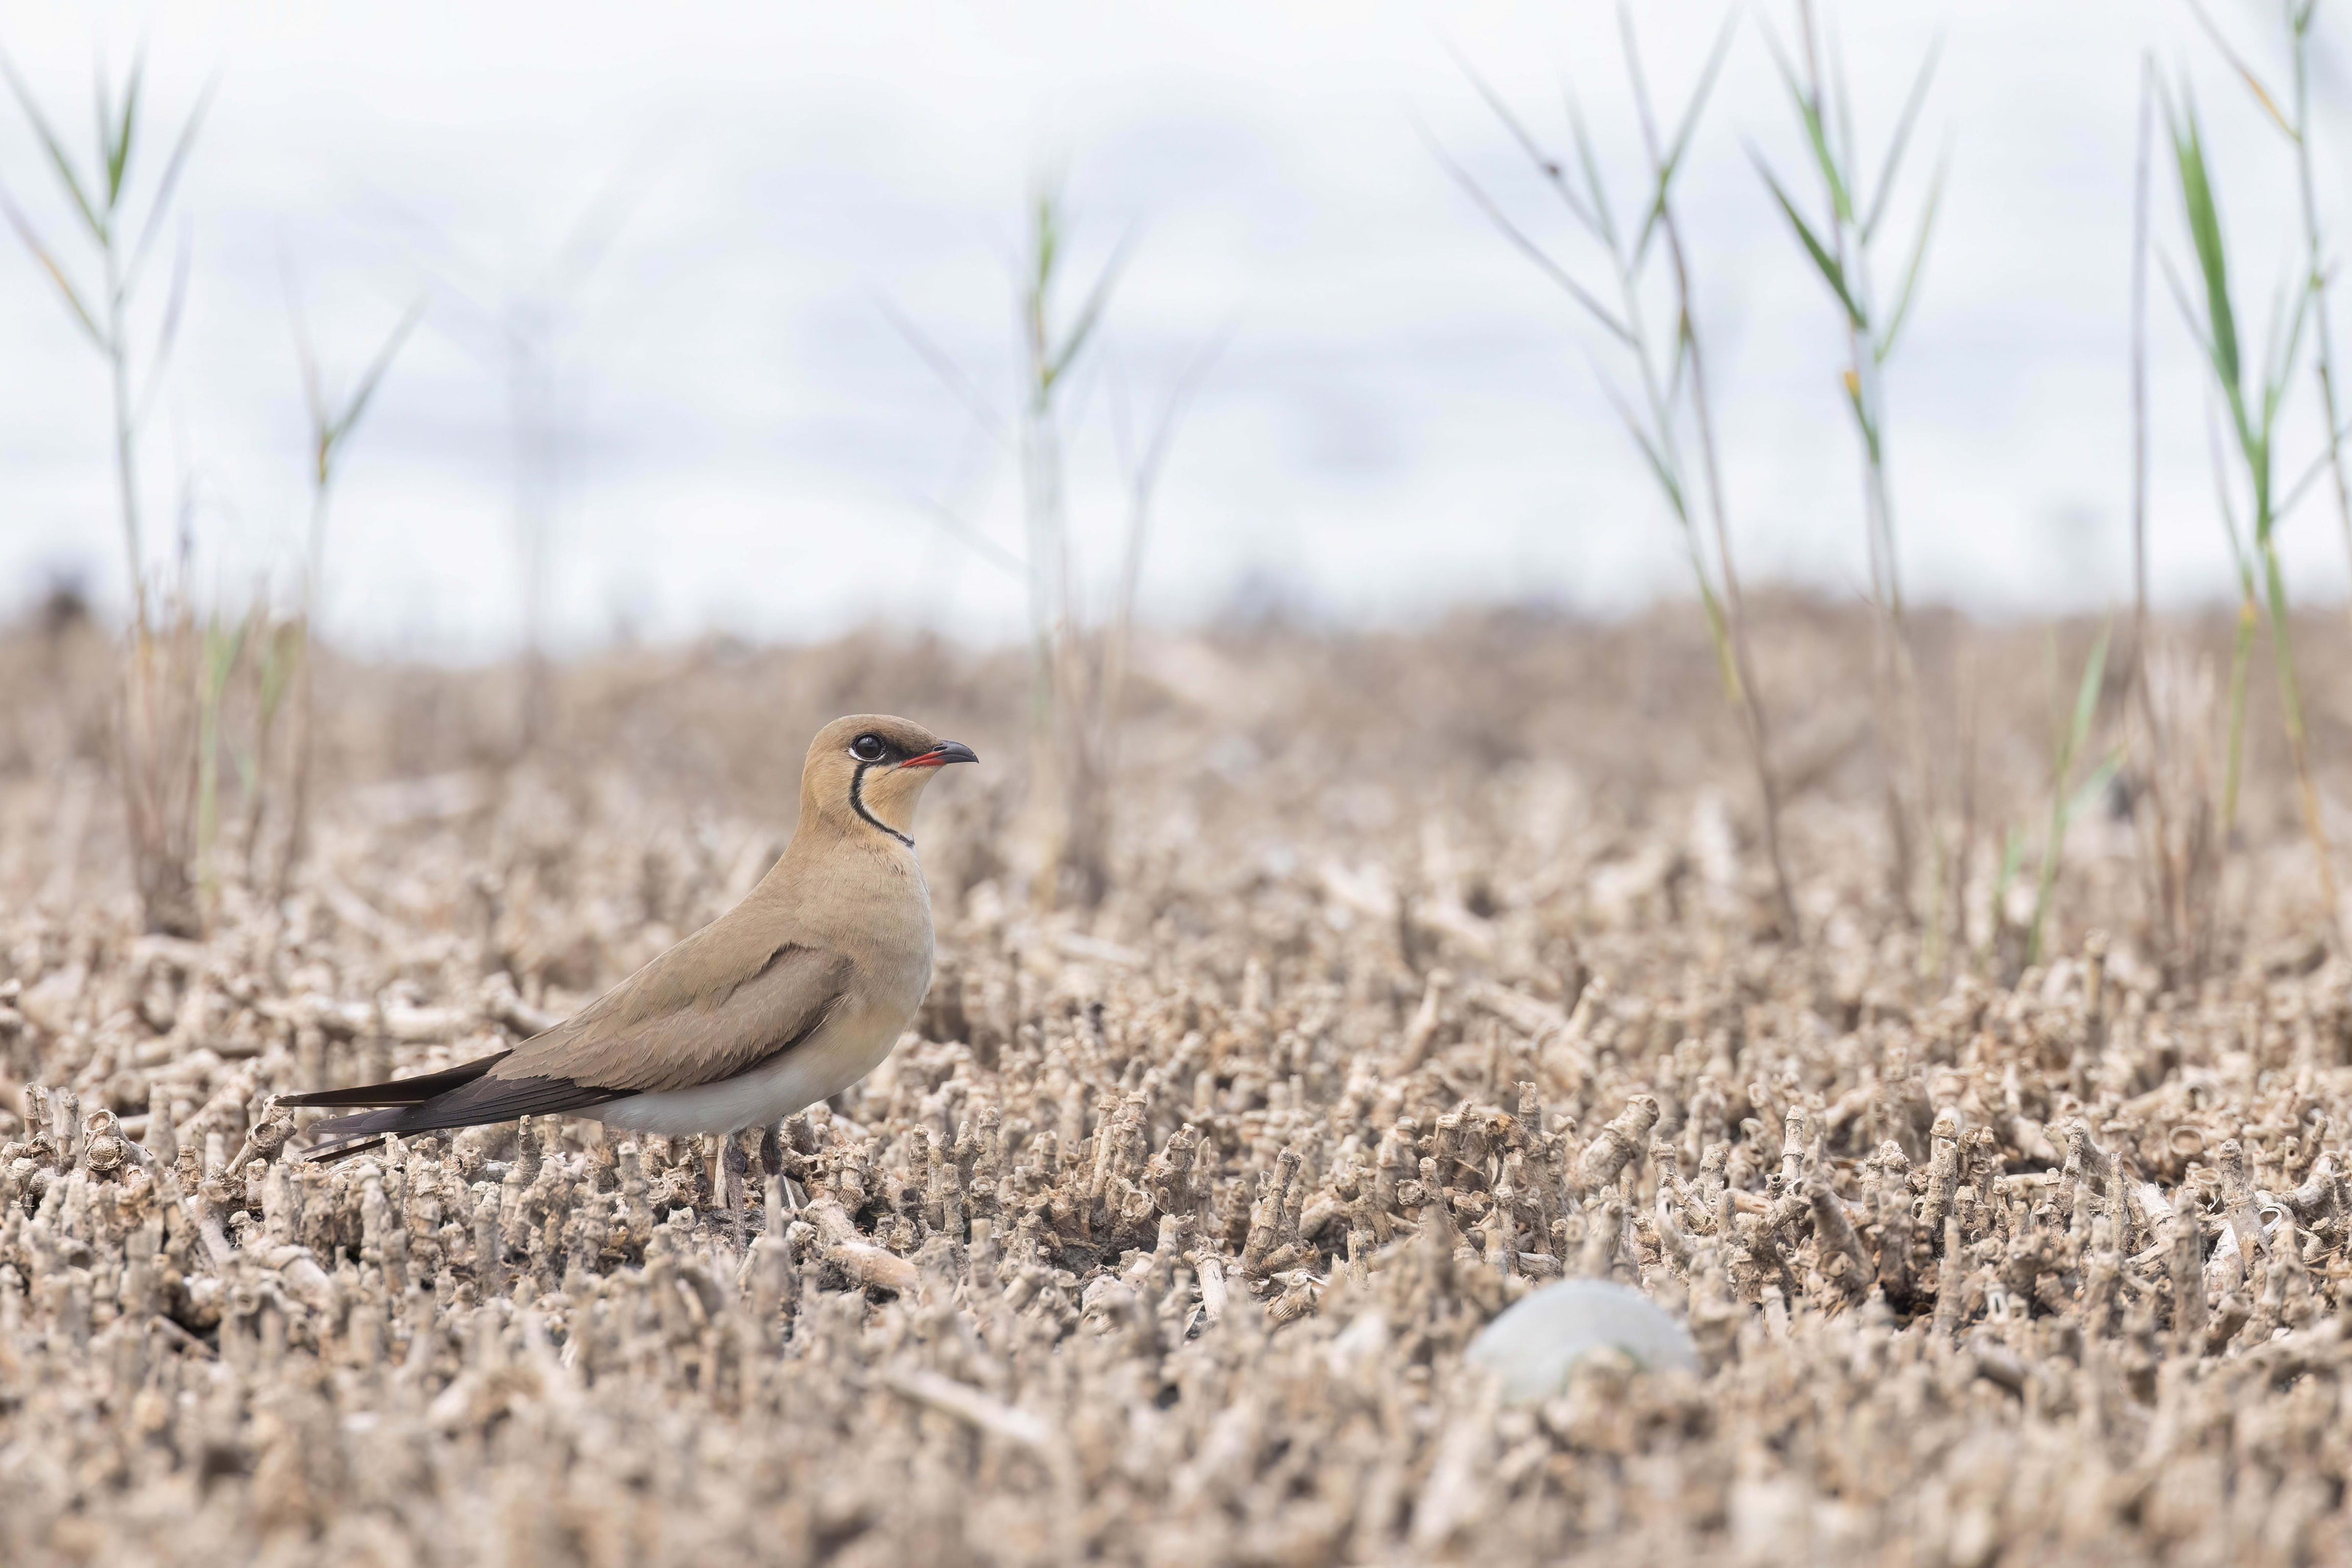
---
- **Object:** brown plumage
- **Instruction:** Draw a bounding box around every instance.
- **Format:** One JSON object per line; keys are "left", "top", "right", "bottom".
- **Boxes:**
{"left": 282, "top": 715, "right": 976, "bottom": 1161}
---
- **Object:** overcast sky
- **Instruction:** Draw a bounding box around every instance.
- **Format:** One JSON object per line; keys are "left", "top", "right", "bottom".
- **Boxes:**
{"left": 1, "top": 0, "right": 2347, "bottom": 658}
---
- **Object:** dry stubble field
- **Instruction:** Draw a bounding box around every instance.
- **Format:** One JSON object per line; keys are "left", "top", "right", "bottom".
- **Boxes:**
{"left": 4, "top": 600, "right": 2352, "bottom": 1566}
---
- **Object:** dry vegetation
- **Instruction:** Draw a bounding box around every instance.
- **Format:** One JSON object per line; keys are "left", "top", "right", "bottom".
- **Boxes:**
{"left": 4, "top": 599, "right": 2352, "bottom": 1565}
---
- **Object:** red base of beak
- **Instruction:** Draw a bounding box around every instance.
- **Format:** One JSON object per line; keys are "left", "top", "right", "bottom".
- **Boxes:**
{"left": 901, "top": 741, "right": 980, "bottom": 769}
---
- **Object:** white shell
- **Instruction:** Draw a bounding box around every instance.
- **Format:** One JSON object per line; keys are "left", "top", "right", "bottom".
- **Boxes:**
{"left": 1465, "top": 1279, "right": 1699, "bottom": 1403}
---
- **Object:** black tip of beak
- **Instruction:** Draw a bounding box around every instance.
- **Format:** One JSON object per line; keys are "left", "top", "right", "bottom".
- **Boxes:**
{"left": 905, "top": 740, "right": 979, "bottom": 768}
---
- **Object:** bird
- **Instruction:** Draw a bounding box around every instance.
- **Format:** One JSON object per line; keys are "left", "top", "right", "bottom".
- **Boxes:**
{"left": 281, "top": 714, "right": 976, "bottom": 1163}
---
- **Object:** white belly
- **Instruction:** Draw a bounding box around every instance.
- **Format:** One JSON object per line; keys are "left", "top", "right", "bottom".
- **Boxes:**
{"left": 590, "top": 998, "right": 910, "bottom": 1136}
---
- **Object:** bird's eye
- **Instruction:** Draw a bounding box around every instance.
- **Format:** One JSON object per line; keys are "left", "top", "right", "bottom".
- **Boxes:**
{"left": 850, "top": 734, "right": 888, "bottom": 763}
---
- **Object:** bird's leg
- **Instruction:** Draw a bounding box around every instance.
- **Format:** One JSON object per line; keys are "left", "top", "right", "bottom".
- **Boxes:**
{"left": 725, "top": 1131, "right": 751, "bottom": 1252}
{"left": 760, "top": 1118, "right": 806, "bottom": 1211}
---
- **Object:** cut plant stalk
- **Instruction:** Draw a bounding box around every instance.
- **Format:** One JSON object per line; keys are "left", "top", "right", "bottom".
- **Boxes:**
{"left": 1441, "top": 6, "right": 1800, "bottom": 939}
{"left": 241, "top": 618, "right": 299, "bottom": 886}
{"left": 1752, "top": 0, "right": 1947, "bottom": 961}
{"left": 194, "top": 613, "right": 248, "bottom": 904}
{"left": 1950, "top": 642, "right": 1979, "bottom": 971}
{"left": 1987, "top": 823, "right": 2028, "bottom": 979}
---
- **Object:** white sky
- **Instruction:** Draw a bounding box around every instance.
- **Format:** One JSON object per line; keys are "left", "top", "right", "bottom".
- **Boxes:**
{"left": 1, "top": 0, "right": 2348, "bottom": 658}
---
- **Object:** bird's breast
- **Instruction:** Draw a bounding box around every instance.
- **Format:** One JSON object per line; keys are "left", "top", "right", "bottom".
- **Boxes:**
{"left": 844, "top": 859, "right": 934, "bottom": 1008}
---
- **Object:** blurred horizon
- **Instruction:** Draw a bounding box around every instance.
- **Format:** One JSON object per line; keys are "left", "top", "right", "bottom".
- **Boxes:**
{"left": 6, "top": 0, "right": 2352, "bottom": 663}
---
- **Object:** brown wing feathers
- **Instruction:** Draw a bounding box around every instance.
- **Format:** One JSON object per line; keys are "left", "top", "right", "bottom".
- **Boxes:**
{"left": 496, "top": 942, "right": 852, "bottom": 1094}
{"left": 281, "top": 942, "right": 853, "bottom": 1161}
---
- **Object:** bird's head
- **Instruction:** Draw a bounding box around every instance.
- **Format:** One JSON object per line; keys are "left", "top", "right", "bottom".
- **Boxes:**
{"left": 802, "top": 714, "right": 978, "bottom": 847}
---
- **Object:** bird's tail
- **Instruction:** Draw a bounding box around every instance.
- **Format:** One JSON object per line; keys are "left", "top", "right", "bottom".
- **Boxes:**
{"left": 277, "top": 1054, "right": 510, "bottom": 1110}
{"left": 278, "top": 1050, "right": 629, "bottom": 1160}
{"left": 302, "top": 1133, "right": 392, "bottom": 1165}
{"left": 278, "top": 1052, "right": 510, "bottom": 1163}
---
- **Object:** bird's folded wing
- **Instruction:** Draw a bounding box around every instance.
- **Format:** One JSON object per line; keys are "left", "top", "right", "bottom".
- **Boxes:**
{"left": 489, "top": 935, "right": 855, "bottom": 1095}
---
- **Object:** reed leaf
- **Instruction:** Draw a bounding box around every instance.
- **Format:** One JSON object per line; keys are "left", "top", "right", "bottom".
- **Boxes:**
{"left": 1863, "top": 43, "right": 1941, "bottom": 243}
{"left": 1, "top": 52, "right": 104, "bottom": 241}
{"left": 1755, "top": 157, "right": 1863, "bottom": 327}
{"left": 1876, "top": 156, "right": 1945, "bottom": 360}
{"left": 105, "top": 53, "right": 141, "bottom": 203}
{"left": 2170, "top": 97, "right": 2243, "bottom": 405}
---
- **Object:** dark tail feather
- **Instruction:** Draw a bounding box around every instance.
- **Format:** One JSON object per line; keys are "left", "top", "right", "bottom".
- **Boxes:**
{"left": 278, "top": 1052, "right": 510, "bottom": 1109}
{"left": 303, "top": 1135, "right": 391, "bottom": 1165}
{"left": 287, "top": 1053, "right": 508, "bottom": 1163}
{"left": 292, "top": 1062, "right": 627, "bottom": 1162}
{"left": 297, "top": 1103, "right": 431, "bottom": 1157}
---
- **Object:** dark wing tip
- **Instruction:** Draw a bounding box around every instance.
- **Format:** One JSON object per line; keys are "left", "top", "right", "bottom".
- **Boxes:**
{"left": 293, "top": 1070, "right": 628, "bottom": 1159}
{"left": 300, "top": 1134, "right": 391, "bottom": 1165}
{"left": 276, "top": 1052, "right": 512, "bottom": 1109}
{"left": 279, "top": 1086, "right": 397, "bottom": 1109}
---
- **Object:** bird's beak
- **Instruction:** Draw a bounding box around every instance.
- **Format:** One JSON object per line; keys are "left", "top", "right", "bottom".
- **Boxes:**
{"left": 900, "top": 740, "right": 979, "bottom": 769}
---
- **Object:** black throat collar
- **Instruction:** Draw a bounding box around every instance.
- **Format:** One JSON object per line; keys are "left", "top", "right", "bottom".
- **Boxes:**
{"left": 849, "top": 760, "right": 914, "bottom": 848}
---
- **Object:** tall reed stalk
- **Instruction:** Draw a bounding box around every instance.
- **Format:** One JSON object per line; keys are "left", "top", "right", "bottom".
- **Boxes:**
{"left": 2124, "top": 55, "right": 2220, "bottom": 982}
{"left": 2027, "top": 623, "right": 2117, "bottom": 968}
{"left": 0, "top": 55, "right": 206, "bottom": 635}
{"left": 2283, "top": 3, "right": 2352, "bottom": 603}
{"left": 2195, "top": 2, "right": 2352, "bottom": 607}
{"left": 2, "top": 56, "right": 211, "bottom": 932}
{"left": 194, "top": 613, "right": 245, "bottom": 903}
{"left": 388, "top": 169, "right": 646, "bottom": 755}
{"left": 2165, "top": 82, "right": 2342, "bottom": 936}
{"left": 1752, "top": 1, "right": 1946, "bottom": 962}
{"left": 894, "top": 189, "right": 1211, "bottom": 911}
{"left": 1015, "top": 190, "right": 1127, "bottom": 907}
{"left": 1442, "top": 8, "right": 1800, "bottom": 939}
{"left": 280, "top": 284, "right": 421, "bottom": 892}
